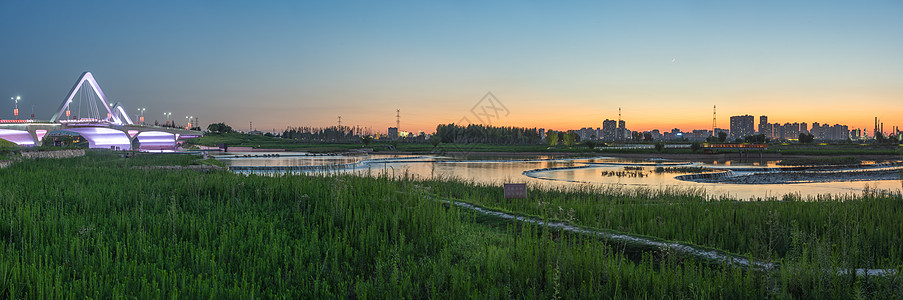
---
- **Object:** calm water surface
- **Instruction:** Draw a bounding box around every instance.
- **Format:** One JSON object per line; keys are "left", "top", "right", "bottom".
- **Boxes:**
{"left": 217, "top": 152, "right": 903, "bottom": 200}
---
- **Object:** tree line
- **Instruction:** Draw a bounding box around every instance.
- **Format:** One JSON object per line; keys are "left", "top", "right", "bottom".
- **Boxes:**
{"left": 435, "top": 124, "right": 543, "bottom": 144}
{"left": 282, "top": 126, "right": 361, "bottom": 142}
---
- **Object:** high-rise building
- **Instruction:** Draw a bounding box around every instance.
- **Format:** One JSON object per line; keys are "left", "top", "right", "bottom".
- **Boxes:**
{"left": 602, "top": 119, "right": 616, "bottom": 141}
{"left": 811, "top": 122, "right": 822, "bottom": 139}
{"left": 779, "top": 122, "right": 799, "bottom": 140}
{"left": 800, "top": 122, "right": 808, "bottom": 134}
{"left": 729, "top": 115, "right": 755, "bottom": 140}
{"left": 758, "top": 116, "right": 768, "bottom": 136}
{"left": 692, "top": 129, "right": 712, "bottom": 141}
{"left": 826, "top": 124, "right": 849, "bottom": 141}
{"left": 617, "top": 120, "right": 626, "bottom": 141}
{"left": 576, "top": 127, "right": 600, "bottom": 141}
{"left": 388, "top": 127, "right": 398, "bottom": 140}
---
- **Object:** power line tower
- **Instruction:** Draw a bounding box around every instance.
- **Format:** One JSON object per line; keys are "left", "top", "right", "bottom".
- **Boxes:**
{"left": 338, "top": 116, "right": 342, "bottom": 128}
{"left": 396, "top": 109, "right": 400, "bottom": 130}
{"left": 712, "top": 105, "right": 717, "bottom": 137}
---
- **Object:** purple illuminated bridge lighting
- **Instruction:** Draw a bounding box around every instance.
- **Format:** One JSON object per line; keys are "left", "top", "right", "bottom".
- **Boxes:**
{"left": 0, "top": 72, "right": 203, "bottom": 151}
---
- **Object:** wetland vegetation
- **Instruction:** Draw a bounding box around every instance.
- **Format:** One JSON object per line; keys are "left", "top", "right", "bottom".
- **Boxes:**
{"left": 654, "top": 166, "right": 711, "bottom": 173}
{"left": 1, "top": 152, "right": 901, "bottom": 298}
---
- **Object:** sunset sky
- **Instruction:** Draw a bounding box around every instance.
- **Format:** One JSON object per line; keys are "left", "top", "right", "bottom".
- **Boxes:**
{"left": 1, "top": 1, "right": 901, "bottom": 134}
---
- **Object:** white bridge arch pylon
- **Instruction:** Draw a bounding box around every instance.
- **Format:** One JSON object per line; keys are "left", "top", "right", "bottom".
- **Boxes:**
{"left": 50, "top": 72, "right": 135, "bottom": 125}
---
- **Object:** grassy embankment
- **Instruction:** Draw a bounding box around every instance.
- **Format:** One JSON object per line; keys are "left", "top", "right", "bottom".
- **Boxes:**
{"left": 777, "top": 156, "right": 862, "bottom": 166}
{"left": 186, "top": 132, "right": 902, "bottom": 156}
{"left": 770, "top": 144, "right": 902, "bottom": 156}
{"left": 0, "top": 139, "right": 19, "bottom": 160}
{"left": 2, "top": 152, "right": 901, "bottom": 298}
{"left": 597, "top": 144, "right": 902, "bottom": 156}
{"left": 185, "top": 132, "right": 593, "bottom": 153}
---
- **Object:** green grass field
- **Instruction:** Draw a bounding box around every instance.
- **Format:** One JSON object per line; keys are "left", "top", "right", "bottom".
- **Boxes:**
{"left": 3, "top": 152, "right": 900, "bottom": 298}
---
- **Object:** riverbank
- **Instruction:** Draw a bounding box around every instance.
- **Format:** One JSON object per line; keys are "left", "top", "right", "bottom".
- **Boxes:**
{"left": 2, "top": 152, "right": 901, "bottom": 298}
{"left": 381, "top": 150, "right": 595, "bottom": 157}
{"left": 597, "top": 151, "right": 902, "bottom": 161}
{"left": 690, "top": 168, "right": 903, "bottom": 184}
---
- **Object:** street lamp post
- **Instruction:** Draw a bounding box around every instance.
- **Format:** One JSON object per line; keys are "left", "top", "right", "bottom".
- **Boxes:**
{"left": 137, "top": 108, "right": 146, "bottom": 124}
{"left": 164, "top": 112, "right": 172, "bottom": 126}
{"left": 10, "top": 96, "right": 21, "bottom": 120}
{"left": 186, "top": 116, "right": 193, "bottom": 129}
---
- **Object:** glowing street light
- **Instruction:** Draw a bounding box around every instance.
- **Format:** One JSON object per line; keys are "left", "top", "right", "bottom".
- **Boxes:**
{"left": 10, "top": 96, "right": 21, "bottom": 120}
{"left": 137, "top": 108, "right": 146, "bottom": 124}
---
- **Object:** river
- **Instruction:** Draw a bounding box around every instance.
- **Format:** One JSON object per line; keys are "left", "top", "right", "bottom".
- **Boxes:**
{"left": 217, "top": 152, "right": 903, "bottom": 200}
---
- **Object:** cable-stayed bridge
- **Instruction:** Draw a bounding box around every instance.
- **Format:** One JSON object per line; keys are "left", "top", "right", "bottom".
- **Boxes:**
{"left": 0, "top": 72, "right": 202, "bottom": 151}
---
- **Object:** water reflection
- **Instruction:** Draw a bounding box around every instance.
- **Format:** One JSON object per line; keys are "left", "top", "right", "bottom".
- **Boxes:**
{"left": 217, "top": 152, "right": 903, "bottom": 200}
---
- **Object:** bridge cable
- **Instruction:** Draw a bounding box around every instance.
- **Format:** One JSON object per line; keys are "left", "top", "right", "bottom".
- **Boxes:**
{"left": 85, "top": 83, "right": 93, "bottom": 120}
{"left": 89, "top": 83, "right": 99, "bottom": 120}
{"left": 77, "top": 82, "right": 83, "bottom": 120}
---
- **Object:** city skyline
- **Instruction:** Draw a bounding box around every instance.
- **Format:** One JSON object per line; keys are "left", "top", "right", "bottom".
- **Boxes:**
{"left": 1, "top": 1, "right": 901, "bottom": 133}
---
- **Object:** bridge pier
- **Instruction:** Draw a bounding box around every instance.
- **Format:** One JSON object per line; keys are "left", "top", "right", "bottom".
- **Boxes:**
{"left": 28, "top": 130, "right": 42, "bottom": 147}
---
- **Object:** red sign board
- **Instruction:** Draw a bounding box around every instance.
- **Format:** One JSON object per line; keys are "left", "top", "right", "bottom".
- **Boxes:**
{"left": 504, "top": 183, "right": 527, "bottom": 199}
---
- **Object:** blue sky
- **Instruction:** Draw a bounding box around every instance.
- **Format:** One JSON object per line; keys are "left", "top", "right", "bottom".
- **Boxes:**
{"left": 1, "top": 1, "right": 901, "bottom": 133}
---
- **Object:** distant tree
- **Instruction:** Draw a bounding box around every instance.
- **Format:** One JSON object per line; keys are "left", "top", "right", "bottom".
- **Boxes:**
{"left": 434, "top": 123, "right": 543, "bottom": 145}
{"left": 584, "top": 140, "right": 596, "bottom": 150}
{"left": 429, "top": 135, "right": 441, "bottom": 147}
{"left": 718, "top": 132, "right": 728, "bottom": 143}
{"left": 631, "top": 131, "right": 643, "bottom": 142}
{"left": 798, "top": 133, "right": 815, "bottom": 144}
{"left": 546, "top": 131, "right": 559, "bottom": 147}
{"left": 563, "top": 131, "right": 577, "bottom": 148}
{"left": 643, "top": 132, "right": 653, "bottom": 142}
{"left": 207, "top": 122, "right": 233, "bottom": 134}
{"left": 655, "top": 142, "right": 665, "bottom": 152}
{"left": 875, "top": 132, "right": 887, "bottom": 144}
{"left": 362, "top": 135, "right": 373, "bottom": 146}
{"left": 691, "top": 141, "right": 701, "bottom": 153}
{"left": 745, "top": 134, "right": 767, "bottom": 144}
